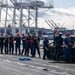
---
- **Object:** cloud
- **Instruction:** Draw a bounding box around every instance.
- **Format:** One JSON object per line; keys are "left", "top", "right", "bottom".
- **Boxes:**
{"left": 38, "top": 7, "right": 75, "bottom": 18}
{"left": 50, "top": 8, "right": 75, "bottom": 16}
{"left": 38, "top": 6, "right": 75, "bottom": 20}
{"left": 38, "top": 10, "right": 48, "bottom": 17}
{"left": 37, "top": 6, "right": 75, "bottom": 29}
{"left": 39, "top": 0, "right": 75, "bottom": 17}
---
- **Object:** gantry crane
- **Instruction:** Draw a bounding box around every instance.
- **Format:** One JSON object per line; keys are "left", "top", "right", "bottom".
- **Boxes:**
{"left": 0, "top": 0, "right": 53, "bottom": 35}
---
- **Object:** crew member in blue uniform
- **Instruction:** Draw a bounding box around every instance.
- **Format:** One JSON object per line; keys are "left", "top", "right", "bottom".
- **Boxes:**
{"left": 9, "top": 34, "right": 14, "bottom": 54}
{"left": 43, "top": 35, "right": 50, "bottom": 60}
{"left": 37, "top": 34, "right": 40, "bottom": 45}
{"left": 21, "top": 34, "right": 26, "bottom": 55}
{"left": 4, "top": 34, "right": 9, "bottom": 54}
{"left": 63, "top": 32, "right": 73, "bottom": 63}
{"left": 54, "top": 32, "right": 63, "bottom": 61}
{"left": 15, "top": 32, "right": 21, "bottom": 55}
{"left": 32, "top": 33, "right": 41, "bottom": 58}
{"left": 0, "top": 34, "right": 4, "bottom": 54}
{"left": 26, "top": 33, "right": 32, "bottom": 56}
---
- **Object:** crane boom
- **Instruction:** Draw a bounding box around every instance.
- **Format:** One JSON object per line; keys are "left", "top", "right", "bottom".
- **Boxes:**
{"left": 45, "top": 20, "right": 53, "bottom": 29}
{"left": 51, "top": 19, "right": 58, "bottom": 27}
{"left": 48, "top": 20, "right": 56, "bottom": 28}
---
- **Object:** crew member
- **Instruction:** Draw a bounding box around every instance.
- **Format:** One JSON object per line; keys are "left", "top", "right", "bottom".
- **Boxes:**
{"left": 4, "top": 33, "right": 9, "bottom": 54}
{"left": 26, "top": 33, "right": 32, "bottom": 56}
{"left": 15, "top": 32, "right": 21, "bottom": 55}
{"left": 0, "top": 34, "right": 4, "bottom": 54}
{"left": 9, "top": 34, "right": 14, "bottom": 54}
{"left": 21, "top": 34, "right": 26, "bottom": 55}
{"left": 43, "top": 35, "right": 50, "bottom": 60}
{"left": 63, "top": 32, "right": 73, "bottom": 63}
{"left": 54, "top": 32, "right": 63, "bottom": 61}
{"left": 32, "top": 33, "right": 41, "bottom": 58}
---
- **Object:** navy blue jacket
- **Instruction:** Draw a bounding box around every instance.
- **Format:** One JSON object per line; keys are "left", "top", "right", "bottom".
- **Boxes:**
{"left": 55, "top": 36, "right": 63, "bottom": 47}
{"left": 15, "top": 36, "right": 21, "bottom": 46}
{"left": 43, "top": 39, "right": 49, "bottom": 48}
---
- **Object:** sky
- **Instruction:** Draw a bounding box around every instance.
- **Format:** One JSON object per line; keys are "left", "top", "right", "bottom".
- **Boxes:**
{"left": 38, "top": 0, "right": 75, "bottom": 29}
{"left": 1, "top": 0, "right": 75, "bottom": 30}
{"left": 54, "top": 0, "right": 75, "bottom": 8}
